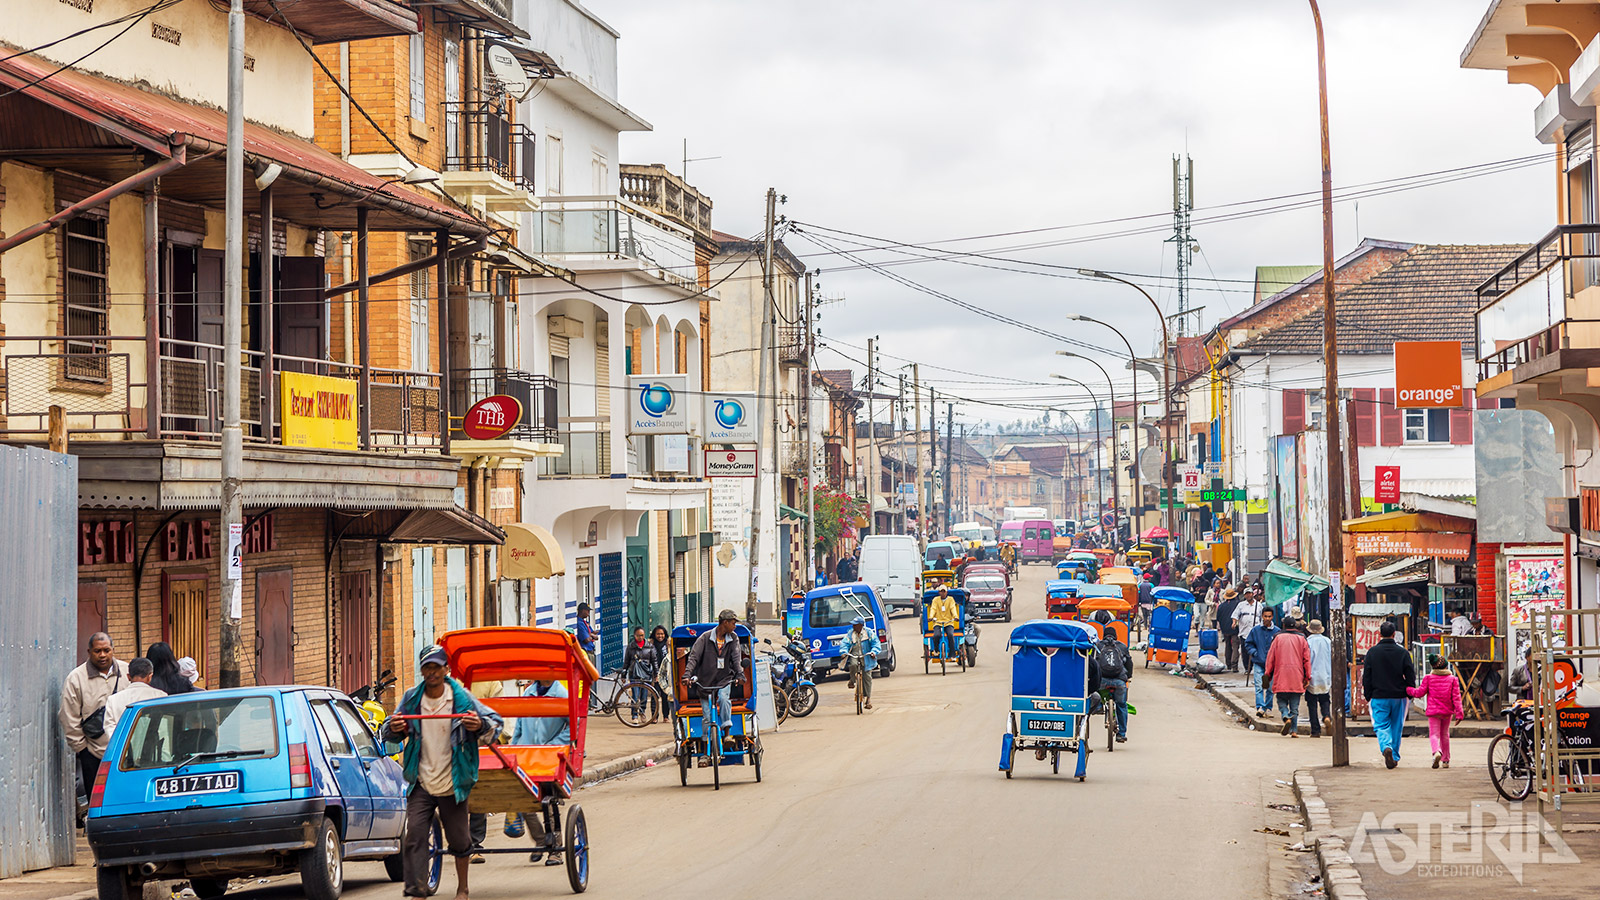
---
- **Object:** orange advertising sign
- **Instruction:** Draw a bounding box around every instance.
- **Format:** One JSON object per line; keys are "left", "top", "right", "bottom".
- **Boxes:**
{"left": 1394, "top": 340, "right": 1464, "bottom": 408}
{"left": 1350, "top": 531, "right": 1472, "bottom": 560}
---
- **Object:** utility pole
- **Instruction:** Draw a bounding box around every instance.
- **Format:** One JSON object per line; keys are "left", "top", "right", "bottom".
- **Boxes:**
{"left": 944, "top": 402, "right": 955, "bottom": 533}
{"left": 912, "top": 365, "right": 923, "bottom": 550}
{"left": 865, "top": 338, "right": 877, "bottom": 537}
{"left": 745, "top": 188, "right": 777, "bottom": 625}
{"left": 218, "top": 0, "right": 245, "bottom": 689}
{"left": 898, "top": 373, "right": 907, "bottom": 531}
{"left": 928, "top": 387, "right": 938, "bottom": 534}
{"left": 804, "top": 271, "right": 816, "bottom": 581}
{"left": 1309, "top": 0, "right": 1350, "bottom": 768}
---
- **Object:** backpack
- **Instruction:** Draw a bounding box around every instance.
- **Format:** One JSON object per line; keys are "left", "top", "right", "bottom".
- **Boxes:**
{"left": 1094, "top": 640, "right": 1127, "bottom": 680}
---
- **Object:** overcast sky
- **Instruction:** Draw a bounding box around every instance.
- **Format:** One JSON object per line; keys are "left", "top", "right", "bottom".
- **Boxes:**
{"left": 605, "top": 0, "right": 1551, "bottom": 428}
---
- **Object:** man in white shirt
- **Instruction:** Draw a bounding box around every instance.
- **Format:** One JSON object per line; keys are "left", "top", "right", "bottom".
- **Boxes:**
{"left": 1450, "top": 612, "right": 1472, "bottom": 636}
{"left": 103, "top": 657, "right": 167, "bottom": 735}
{"left": 59, "top": 631, "right": 130, "bottom": 816}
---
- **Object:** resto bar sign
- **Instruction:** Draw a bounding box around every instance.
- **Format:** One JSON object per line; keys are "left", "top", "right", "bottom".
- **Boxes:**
{"left": 281, "top": 371, "right": 357, "bottom": 450}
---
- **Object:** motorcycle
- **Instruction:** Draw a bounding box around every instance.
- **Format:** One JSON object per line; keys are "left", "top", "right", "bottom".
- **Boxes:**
{"left": 765, "top": 636, "right": 819, "bottom": 718}
{"left": 963, "top": 621, "right": 980, "bottom": 667}
{"left": 351, "top": 668, "right": 397, "bottom": 733}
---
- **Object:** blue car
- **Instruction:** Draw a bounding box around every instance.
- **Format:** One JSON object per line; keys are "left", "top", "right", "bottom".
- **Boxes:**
{"left": 801, "top": 582, "right": 897, "bottom": 679}
{"left": 87, "top": 686, "right": 437, "bottom": 900}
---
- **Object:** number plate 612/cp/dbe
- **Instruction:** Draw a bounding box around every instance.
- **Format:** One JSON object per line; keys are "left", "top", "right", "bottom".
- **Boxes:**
{"left": 154, "top": 771, "right": 240, "bottom": 797}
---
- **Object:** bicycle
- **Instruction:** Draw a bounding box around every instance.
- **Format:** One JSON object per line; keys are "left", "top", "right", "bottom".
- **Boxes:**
{"left": 590, "top": 667, "right": 667, "bottom": 728}
{"left": 844, "top": 646, "right": 874, "bottom": 715}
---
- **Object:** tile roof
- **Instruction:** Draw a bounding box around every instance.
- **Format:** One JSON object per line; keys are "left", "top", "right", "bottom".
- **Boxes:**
{"left": 814, "top": 369, "right": 856, "bottom": 393}
{"left": 1235, "top": 244, "right": 1528, "bottom": 355}
{"left": 1219, "top": 238, "right": 1415, "bottom": 331}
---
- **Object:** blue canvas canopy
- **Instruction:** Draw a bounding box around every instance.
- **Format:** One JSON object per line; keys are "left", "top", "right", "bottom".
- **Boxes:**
{"left": 1079, "top": 584, "right": 1124, "bottom": 600}
{"left": 1007, "top": 619, "right": 1098, "bottom": 651}
{"left": 1153, "top": 586, "right": 1195, "bottom": 604}
{"left": 1045, "top": 579, "right": 1085, "bottom": 596}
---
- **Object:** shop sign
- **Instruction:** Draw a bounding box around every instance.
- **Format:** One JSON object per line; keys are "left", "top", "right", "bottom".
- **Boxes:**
{"left": 1394, "top": 341, "right": 1465, "bottom": 408}
{"left": 500, "top": 523, "right": 565, "bottom": 579}
{"left": 1374, "top": 466, "right": 1401, "bottom": 504}
{"left": 79, "top": 519, "right": 136, "bottom": 565}
{"left": 461, "top": 394, "right": 522, "bottom": 441}
{"left": 1581, "top": 486, "right": 1600, "bottom": 543}
{"left": 1181, "top": 467, "right": 1201, "bottom": 491}
{"left": 628, "top": 374, "right": 689, "bottom": 434}
{"left": 1557, "top": 707, "right": 1600, "bottom": 749}
{"left": 281, "top": 371, "right": 357, "bottom": 451}
{"left": 1350, "top": 531, "right": 1472, "bottom": 560}
{"left": 702, "top": 392, "right": 757, "bottom": 443}
{"left": 705, "top": 448, "right": 757, "bottom": 478}
{"left": 162, "top": 514, "right": 277, "bottom": 562}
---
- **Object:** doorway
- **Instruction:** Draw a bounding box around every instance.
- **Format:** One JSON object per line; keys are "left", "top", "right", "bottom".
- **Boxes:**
{"left": 162, "top": 571, "right": 209, "bottom": 684}
{"left": 255, "top": 567, "right": 294, "bottom": 685}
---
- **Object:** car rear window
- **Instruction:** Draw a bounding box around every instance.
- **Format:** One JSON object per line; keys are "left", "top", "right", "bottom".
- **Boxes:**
{"left": 809, "top": 593, "right": 874, "bottom": 629}
{"left": 119, "top": 695, "right": 280, "bottom": 770}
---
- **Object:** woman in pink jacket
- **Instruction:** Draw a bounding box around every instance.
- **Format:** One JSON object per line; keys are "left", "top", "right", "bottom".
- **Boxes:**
{"left": 1407, "top": 654, "right": 1464, "bottom": 768}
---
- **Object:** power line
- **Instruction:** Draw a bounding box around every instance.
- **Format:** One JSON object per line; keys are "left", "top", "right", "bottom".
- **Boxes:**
{"left": 0, "top": 0, "right": 187, "bottom": 102}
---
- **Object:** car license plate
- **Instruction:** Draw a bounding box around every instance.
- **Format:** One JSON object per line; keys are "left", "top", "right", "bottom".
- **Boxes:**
{"left": 1026, "top": 718, "right": 1067, "bottom": 732}
{"left": 154, "top": 771, "right": 240, "bottom": 797}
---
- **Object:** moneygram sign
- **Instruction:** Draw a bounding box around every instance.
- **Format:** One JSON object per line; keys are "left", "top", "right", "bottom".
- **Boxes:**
{"left": 705, "top": 448, "right": 756, "bottom": 478}
{"left": 628, "top": 374, "right": 689, "bottom": 434}
{"left": 1394, "top": 340, "right": 1465, "bottom": 408}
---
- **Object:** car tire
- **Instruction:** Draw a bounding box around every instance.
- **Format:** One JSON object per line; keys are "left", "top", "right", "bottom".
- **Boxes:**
{"left": 96, "top": 865, "right": 138, "bottom": 900}
{"left": 383, "top": 852, "right": 405, "bottom": 883}
{"left": 298, "top": 818, "right": 343, "bottom": 900}
{"left": 188, "top": 878, "right": 229, "bottom": 899}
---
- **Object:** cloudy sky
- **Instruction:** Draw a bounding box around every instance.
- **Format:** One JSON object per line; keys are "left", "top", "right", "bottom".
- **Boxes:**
{"left": 604, "top": 0, "right": 1551, "bottom": 427}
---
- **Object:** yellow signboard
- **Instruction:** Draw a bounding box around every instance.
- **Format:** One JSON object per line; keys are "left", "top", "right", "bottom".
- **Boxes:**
{"left": 281, "top": 371, "right": 358, "bottom": 451}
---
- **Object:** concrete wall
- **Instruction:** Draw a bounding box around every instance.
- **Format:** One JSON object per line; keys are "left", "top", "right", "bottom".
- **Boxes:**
{"left": 523, "top": 0, "right": 621, "bottom": 99}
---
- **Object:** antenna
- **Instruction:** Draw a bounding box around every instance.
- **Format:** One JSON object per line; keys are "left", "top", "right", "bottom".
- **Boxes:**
{"left": 1166, "top": 154, "right": 1195, "bottom": 336}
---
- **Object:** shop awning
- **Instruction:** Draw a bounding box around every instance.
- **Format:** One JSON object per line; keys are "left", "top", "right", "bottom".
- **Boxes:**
{"left": 1349, "top": 602, "right": 1413, "bottom": 617}
{"left": 779, "top": 504, "right": 809, "bottom": 521}
{"left": 500, "top": 523, "right": 565, "bottom": 578}
{"left": 242, "top": 0, "right": 418, "bottom": 43}
{"left": 1357, "top": 556, "right": 1430, "bottom": 588}
{"left": 1141, "top": 526, "right": 1171, "bottom": 540}
{"left": 336, "top": 506, "right": 506, "bottom": 545}
{"left": 1261, "top": 558, "right": 1330, "bottom": 608}
{"left": 1342, "top": 509, "right": 1476, "bottom": 534}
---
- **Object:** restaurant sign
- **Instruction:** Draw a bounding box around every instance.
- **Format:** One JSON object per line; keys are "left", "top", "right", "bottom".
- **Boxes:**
{"left": 1350, "top": 531, "right": 1472, "bottom": 560}
{"left": 281, "top": 371, "right": 358, "bottom": 451}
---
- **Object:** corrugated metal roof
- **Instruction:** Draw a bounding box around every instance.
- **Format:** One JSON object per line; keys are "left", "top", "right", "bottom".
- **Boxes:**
{"left": 1255, "top": 265, "right": 1320, "bottom": 302}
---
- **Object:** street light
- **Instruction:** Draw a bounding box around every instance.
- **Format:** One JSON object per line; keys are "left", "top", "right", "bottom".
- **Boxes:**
{"left": 1066, "top": 315, "right": 1143, "bottom": 543}
{"left": 1076, "top": 269, "right": 1173, "bottom": 545}
{"left": 1049, "top": 371, "right": 1113, "bottom": 533}
{"left": 1056, "top": 351, "right": 1123, "bottom": 539}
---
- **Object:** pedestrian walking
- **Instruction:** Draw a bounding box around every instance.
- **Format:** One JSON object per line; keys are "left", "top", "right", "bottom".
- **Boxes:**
{"left": 384, "top": 644, "right": 503, "bottom": 900}
{"left": 1304, "top": 619, "right": 1333, "bottom": 738}
{"left": 1243, "top": 607, "right": 1280, "bottom": 717}
{"left": 1216, "top": 587, "right": 1242, "bottom": 672}
{"left": 1362, "top": 621, "right": 1417, "bottom": 769}
{"left": 815, "top": 564, "right": 828, "bottom": 587}
{"left": 59, "top": 631, "right": 129, "bottom": 819}
{"left": 102, "top": 657, "right": 165, "bottom": 735}
{"left": 573, "top": 603, "right": 598, "bottom": 676}
{"left": 144, "top": 642, "right": 195, "bottom": 696}
{"left": 1407, "top": 654, "right": 1464, "bottom": 768}
{"left": 622, "top": 626, "right": 659, "bottom": 722}
{"left": 1232, "top": 591, "right": 1263, "bottom": 645}
{"left": 1264, "top": 618, "right": 1311, "bottom": 736}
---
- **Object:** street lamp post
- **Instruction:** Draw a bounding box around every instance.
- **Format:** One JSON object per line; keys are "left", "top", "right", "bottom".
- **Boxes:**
{"left": 1050, "top": 372, "right": 1112, "bottom": 535}
{"left": 1065, "top": 315, "right": 1142, "bottom": 545}
{"left": 1056, "top": 351, "right": 1122, "bottom": 539}
{"left": 1077, "top": 270, "right": 1172, "bottom": 544}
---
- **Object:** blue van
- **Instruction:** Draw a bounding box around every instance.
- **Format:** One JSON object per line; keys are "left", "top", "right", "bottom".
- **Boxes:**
{"left": 87, "top": 686, "right": 434, "bottom": 900}
{"left": 802, "top": 583, "right": 897, "bottom": 679}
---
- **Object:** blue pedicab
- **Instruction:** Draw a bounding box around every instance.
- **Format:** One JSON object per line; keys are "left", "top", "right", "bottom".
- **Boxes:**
{"left": 1055, "top": 559, "right": 1095, "bottom": 583}
{"left": 921, "top": 587, "right": 971, "bottom": 675}
{"left": 1045, "top": 578, "right": 1086, "bottom": 620}
{"left": 1145, "top": 587, "right": 1195, "bottom": 668}
{"left": 999, "top": 619, "right": 1100, "bottom": 781}
{"left": 670, "top": 623, "right": 763, "bottom": 790}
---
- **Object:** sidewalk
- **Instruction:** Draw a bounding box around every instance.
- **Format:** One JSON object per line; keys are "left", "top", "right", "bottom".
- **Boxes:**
{"left": 1296, "top": 746, "right": 1600, "bottom": 899}
{"left": 1193, "top": 669, "right": 1503, "bottom": 739}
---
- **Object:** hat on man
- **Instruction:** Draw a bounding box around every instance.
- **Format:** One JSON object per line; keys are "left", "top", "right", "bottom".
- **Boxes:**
{"left": 1222, "top": 586, "right": 1238, "bottom": 600}
{"left": 418, "top": 644, "right": 448, "bottom": 669}
{"left": 717, "top": 609, "right": 739, "bottom": 622}
{"left": 851, "top": 615, "right": 865, "bottom": 626}
{"left": 1308, "top": 619, "right": 1325, "bottom": 634}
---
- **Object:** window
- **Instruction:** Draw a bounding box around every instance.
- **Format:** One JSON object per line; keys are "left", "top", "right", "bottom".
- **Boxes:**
{"left": 309, "top": 698, "right": 353, "bottom": 756}
{"left": 409, "top": 32, "right": 426, "bottom": 121}
{"left": 1403, "top": 408, "right": 1451, "bottom": 443}
{"left": 409, "top": 244, "right": 431, "bottom": 369}
{"left": 443, "top": 39, "right": 460, "bottom": 159}
{"left": 1306, "top": 390, "right": 1325, "bottom": 431}
{"left": 119, "top": 696, "right": 279, "bottom": 770}
{"left": 332, "top": 699, "right": 381, "bottom": 758}
{"left": 546, "top": 134, "right": 564, "bottom": 194}
{"left": 63, "top": 216, "right": 109, "bottom": 381}
{"left": 591, "top": 152, "right": 608, "bottom": 194}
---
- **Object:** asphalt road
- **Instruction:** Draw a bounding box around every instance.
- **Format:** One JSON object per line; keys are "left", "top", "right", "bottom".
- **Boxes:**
{"left": 308, "top": 564, "right": 1330, "bottom": 900}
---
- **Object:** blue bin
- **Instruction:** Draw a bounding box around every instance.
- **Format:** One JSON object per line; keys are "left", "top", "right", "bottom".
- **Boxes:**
{"left": 1199, "top": 629, "right": 1219, "bottom": 653}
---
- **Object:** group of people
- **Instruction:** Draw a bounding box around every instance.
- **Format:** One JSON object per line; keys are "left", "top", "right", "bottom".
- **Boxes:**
{"left": 59, "top": 632, "right": 201, "bottom": 817}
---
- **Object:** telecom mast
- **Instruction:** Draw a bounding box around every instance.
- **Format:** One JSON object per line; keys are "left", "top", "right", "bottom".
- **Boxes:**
{"left": 1168, "top": 155, "right": 1195, "bottom": 336}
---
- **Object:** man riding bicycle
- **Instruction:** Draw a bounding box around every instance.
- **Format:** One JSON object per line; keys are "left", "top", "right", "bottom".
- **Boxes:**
{"left": 1092, "top": 610, "right": 1133, "bottom": 742}
{"left": 682, "top": 609, "right": 743, "bottom": 760}
{"left": 840, "top": 616, "right": 881, "bottom": 710}
{"left": 928, "top": 587, "right": 961, "bottom": 660}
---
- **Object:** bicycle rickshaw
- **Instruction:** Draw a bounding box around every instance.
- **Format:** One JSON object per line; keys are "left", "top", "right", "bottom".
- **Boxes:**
{"left": 1045, "top": 578, "right": 1086, "bottom": 620}
{"left": 922, "top": 568, "right": 958, "bottom": 591}
{"left": 921, "top": 586, "right": 970, "bottom": 675}
{"left": 1089, "top": 548, "right": 1116, "bottom": 568}
{"left": 669, "top": 622, "right": 764, "bottom": 790}
{"left": 1077, "top": 588, "right": 1135, "bottom": 645}
{"left": 431, "top": 627, "right": 598, "bottom": 893}
{"left": 1146, "top": 587, "right": 1195, "bottom": 668}
{"left": 999, "top": 619, "right": 1100, "bottom": 780}
{"left": 1055, "top": 558, "right": 1095, "bottom": 583}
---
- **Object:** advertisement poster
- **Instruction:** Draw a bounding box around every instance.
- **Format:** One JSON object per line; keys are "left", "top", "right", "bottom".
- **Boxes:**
{"left": 1506, "top": 556, "right": 1567, "bottom": 659}
{"left": 1273, "top": 435, "right": 1299, "bottom": 559}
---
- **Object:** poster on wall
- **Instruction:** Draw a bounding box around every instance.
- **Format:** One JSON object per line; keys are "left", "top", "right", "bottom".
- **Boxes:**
{"left": 1506, "top": 556, "right": 1567, "bottom": 660}
{"left": 1273, "top": 435, "right": 1300, "bottom": 559}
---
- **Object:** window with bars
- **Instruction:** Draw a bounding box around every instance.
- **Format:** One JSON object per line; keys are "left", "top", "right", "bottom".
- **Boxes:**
{"left": 1403, "top": 408, "right": 1451, "bottom": 443}
{"left": 63, "top": 216, "right": 109, "bottom": 381}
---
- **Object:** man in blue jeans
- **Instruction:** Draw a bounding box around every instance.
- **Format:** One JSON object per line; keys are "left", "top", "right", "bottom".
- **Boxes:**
{"left": 1092, "top": 611, "right": 1133, "bottom": 741}
{"left": 1243, "top": 606, "right": 1281, "bottom": 717}
{"left": 682, "top": 609, "right": 742, "bottom": 760}
{"left": 1361, "top": 620, "right": 1416, "bottom": 768}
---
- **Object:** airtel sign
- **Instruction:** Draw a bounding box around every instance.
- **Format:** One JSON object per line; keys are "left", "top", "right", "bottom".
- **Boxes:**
{"left": 1374, "top": 465, "right": 1400, "bottom": 504}
{"left": 462, "top": 394, "right": 523, "bottom": 440}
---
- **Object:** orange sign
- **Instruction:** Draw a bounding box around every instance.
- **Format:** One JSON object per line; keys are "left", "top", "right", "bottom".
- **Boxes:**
{"left": 1351, "top": 531, "right": 1472, "bottom": 560}
{"left": 1394, "top": 340, "right": 1464, "bottom": 408}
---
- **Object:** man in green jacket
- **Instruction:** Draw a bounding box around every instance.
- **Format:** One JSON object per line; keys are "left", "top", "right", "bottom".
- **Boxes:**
{"left": 385, "top": 645, "right": 504, "bottom": 900}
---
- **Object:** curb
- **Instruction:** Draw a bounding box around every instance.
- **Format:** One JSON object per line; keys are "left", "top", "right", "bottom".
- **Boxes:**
{"left": 1192, "top": 674, "right": 1498, "bottom": 739}
{"left": 1295, "top": 769, "right": 1368, "bottom": 900}
{"left": 577, "top": 741, "right": 676, "bottom": 787}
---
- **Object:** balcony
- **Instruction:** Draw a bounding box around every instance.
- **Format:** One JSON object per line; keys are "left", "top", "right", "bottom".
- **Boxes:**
{"left": 538, "top": 429, "right": 612, "bottom": 477}
{"left": 440, "top": 103, "right": 535, "bottom": 216}
{"left": 778, "top": 326, "right": 808, "bottom": 366}
{"left": 618, "top": 164, "right": 714, "bottom": 245}
{"left": 526, "top": 197, "right": 700, "bottom": 289}
{"left": 1, "top": 334, "right": 443, "bottom": 449}
{"left": 1476, "top": 224, "right": 1600, "bottom": 379}
{"left": 780, "top": 440, "right": 815, "bottom": 478}
{"left": 451, "top": 368, "right": 559, "bottom": 444}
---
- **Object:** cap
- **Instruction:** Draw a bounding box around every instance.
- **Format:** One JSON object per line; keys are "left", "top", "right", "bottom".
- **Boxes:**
{"left": 717, "top": 608, "right": 739, "bottom": 622}
{"left": 851, "top": 615, "right": 866, "bottom": 625}
{"left": 418, "top": 644, "right": 448, "bottom": 669}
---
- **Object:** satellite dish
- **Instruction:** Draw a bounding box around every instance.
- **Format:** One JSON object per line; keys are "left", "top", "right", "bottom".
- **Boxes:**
{"left": 486, "top": 43, "right": 532, "bottom": 100}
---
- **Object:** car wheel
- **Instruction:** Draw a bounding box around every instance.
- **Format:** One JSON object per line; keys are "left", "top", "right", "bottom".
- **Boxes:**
{"left": 298, "top": 818, "right": 343, "bottom": 900}
{"left": 96, "top": 865, "right": 138, "bottom": 900}
{"left": 383, "top": 851, "right": 405, "bottom": 883}
{"left": 188, "top": 878, "right": 229, "bottom": 899}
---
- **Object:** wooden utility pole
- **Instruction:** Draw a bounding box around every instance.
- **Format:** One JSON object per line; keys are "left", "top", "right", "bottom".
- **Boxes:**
{"left": 47, "top": 405, "right": 66, "bottom": 453}
{"left": 744, "top": 188, "right": 778, "bottom": 625}
{"left": 804, "top": 271, "right": 816, "bottom": 579}
{"left": 944, "top": 402, "right": 955, "bottom": 533}
{"left": 912, "top": 365, "right": 923, "bottom": 550}
{"left": 866, "top": 337, "right": 876, "bottom": 536}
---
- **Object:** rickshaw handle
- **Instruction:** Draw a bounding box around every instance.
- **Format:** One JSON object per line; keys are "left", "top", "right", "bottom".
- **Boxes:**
{"left": 390, "top": 713, "right": 475, "bottom": 720}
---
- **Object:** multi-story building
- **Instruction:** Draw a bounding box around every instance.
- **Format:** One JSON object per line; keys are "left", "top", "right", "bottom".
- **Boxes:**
{"left": 1, "top": 0, "right": 498, "bottom": 690}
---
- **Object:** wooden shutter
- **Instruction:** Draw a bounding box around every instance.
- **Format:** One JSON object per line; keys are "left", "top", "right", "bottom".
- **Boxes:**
{"left": 1450, "top": 406, "right": 1474, "bottom": 445}
{"left": 1379, "top": 389, "right": 1402, "bottom": 446}
{"left": 595, "top": 343, "right": 610, "bottom": 418}
{"left": 1282, "top": 389, "right": 1305, "bottom": 435}
{"left": 1353, "top": 388, "right": 1377, "bottom": 447}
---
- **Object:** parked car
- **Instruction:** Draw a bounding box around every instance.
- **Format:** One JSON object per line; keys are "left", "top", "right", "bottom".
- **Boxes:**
{"left": 801, "top": 582, "right": 897, "bottom": 679}
{"left": 962, "top": 570, "right": 1012, "bottom": 621}
{"left": 87, "top": 687, "right": 436, "bottom": 900}
{"left": 858, "top": 533, "right": 924, "bottom": 614}
{"left": 924, "top": 540, "right": 959, "bottom": 570}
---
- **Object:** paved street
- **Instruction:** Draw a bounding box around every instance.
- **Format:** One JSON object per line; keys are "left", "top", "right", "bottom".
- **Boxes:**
{"left": 303, "top": 563, "right": 1328, "bottom": 900}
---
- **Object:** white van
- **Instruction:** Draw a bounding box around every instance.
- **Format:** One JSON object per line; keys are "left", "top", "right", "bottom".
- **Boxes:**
{"left": 858, "top": 534, "right": 923, "bottom": 614}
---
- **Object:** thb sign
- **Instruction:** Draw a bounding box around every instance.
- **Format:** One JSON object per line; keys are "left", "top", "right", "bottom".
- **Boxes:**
{"left": 1394, "top": 341, "right": 1464, "bottom": 408}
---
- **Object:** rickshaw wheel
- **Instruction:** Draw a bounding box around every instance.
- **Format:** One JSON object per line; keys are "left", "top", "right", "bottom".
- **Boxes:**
{"left": 711, "top": 749, "right": 721, "bottom": 791}
{"left": 1052, "top": 751, "right": 1060, "bottom": 775}
{"left": 563, "top": 805, "right": 589, "bottom": 894}
{"left": 753, "top": 746, "right": 763, "bottom": 782}
{"left": 1077, "top": 775, "right": 1085, "bottom": 782}
{"left": 678, "top": 749, "right": 689, "bottom": 786}
{"left": 924, "top": 653, "right": 930, "bottom": 675}
{"left": 1005, "top": 745, "right": 1016, "bottom": 779}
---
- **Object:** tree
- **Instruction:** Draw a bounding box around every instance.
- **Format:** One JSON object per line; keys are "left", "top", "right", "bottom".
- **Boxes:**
{"left": 806, "top": 481, "right": 866, "bottom": 558}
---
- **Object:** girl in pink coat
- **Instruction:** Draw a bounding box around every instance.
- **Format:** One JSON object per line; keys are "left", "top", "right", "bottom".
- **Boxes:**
{"left": 1407, "top": 654, "right": 1464, "bottom": 768}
